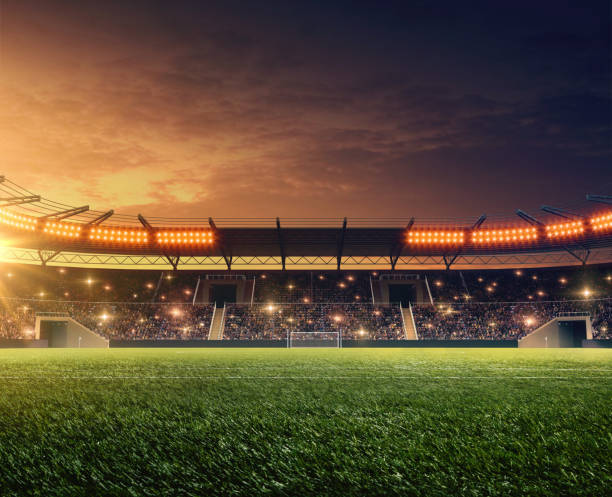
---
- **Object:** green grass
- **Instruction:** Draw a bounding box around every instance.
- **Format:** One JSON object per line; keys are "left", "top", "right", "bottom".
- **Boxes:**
{"left": 0, "top": 348, "right": 610, "bottom": 497}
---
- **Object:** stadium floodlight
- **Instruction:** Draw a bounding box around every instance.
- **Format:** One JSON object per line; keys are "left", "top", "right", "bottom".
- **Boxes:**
{"left": 287, "top": 331, "right": 341, "bottom": 348}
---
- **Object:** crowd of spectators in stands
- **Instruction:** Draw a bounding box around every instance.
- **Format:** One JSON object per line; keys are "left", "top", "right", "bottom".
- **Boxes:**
{"left": 0, "top": 263, "right": 610, "bottom": 341}
{"left": 427, "top": 265, "right": 612, "bottom": 303}
{"left": 0, "top": 266, "right": 200, "bottom": 303}
{"left": 412, "top": 299, "right": 611, "bottom": 340}
{"left": 254, "top": 272, "right": 372, "bottom": 303}
{"left": 224, "top": 303, "right": 402, "bottom": 340}
{"left": 0, "top": 300, "right": 214, "bottom": 340}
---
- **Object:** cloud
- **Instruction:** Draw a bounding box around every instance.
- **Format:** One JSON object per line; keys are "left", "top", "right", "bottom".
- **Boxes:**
{"left": 0, "top": 0, "right": 609, "bottom": 219}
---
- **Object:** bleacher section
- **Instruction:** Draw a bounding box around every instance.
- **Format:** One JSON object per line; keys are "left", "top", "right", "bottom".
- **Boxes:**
{"left": 0, "top": 265, "right": 610, "bottom": 343}
{"left": 1, "top": 300, "right": 214, "bottom": 340}
{"left": 223, "top": 303, "right": 404, "bottom": 340}
{"left": 412, "top": 299, "right": 611, "bottom": 340}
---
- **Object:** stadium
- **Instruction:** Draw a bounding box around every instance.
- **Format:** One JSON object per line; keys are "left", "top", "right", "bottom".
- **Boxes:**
{"left": 1, "top": 177, "right": 611, "bottom": 348}
{"left": 0, "top": 177, "right": 610, "bottom": 495}
{"left": 1, "top": 1, "right": 611, "bottom": 495}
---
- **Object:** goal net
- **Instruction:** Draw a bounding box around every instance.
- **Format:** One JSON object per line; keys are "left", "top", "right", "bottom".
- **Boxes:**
{"left": 288, "top": 331, "right": 341, "bottom": 348}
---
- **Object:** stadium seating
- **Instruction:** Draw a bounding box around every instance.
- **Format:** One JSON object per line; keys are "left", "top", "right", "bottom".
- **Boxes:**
{"left": 412, "top": 300, "right": 611, "bottom": 340}
{"left": 0, "top": 300, "right": 214, "bottom": 340}
{"left": 223, "top": 303, "right": 403, "bottom": 340}
{"left": 0, "top": 264, "right": 610, "bottom": 341}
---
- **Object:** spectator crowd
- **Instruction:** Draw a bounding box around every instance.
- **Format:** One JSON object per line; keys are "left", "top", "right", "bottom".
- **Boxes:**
{"left": 0, "top": 263, "right": 609, "bottom": 341}
{"left": 224, "top": 303, "right": 403, "bottom": 340}
{"left": 412, "top": 299, "right": 611, "bottom": 340}
{"left": 0, "top": 300, "right": 214, "bottom": 340}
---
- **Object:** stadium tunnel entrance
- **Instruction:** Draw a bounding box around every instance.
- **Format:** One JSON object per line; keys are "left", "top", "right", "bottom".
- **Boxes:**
{"left": 388, "top": 284, "right": 417, "bottom": 307}
{"left": 210, "top": 284, "right": 237, "bottom": 307}
{"left": 519, "top": 316, "right": 591, "bottom": 348}
{"left": 195, "top": 276, "right": 255, "bottom": 307}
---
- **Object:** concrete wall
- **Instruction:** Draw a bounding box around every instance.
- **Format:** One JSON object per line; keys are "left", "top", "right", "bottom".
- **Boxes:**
{"left": 109, "top": 339, "right": 518, "bottom": 348}
{"left": 36, "top": 316, "right": 109, "bottom": 348}
{"left": 582, "top": 339, "right": 612, "bottom": 348}
{"left": 0, "top": 339, "right": 48, "bottom": 348}
{"left": 519, "top": 316, "right": 592, "bottom": 348}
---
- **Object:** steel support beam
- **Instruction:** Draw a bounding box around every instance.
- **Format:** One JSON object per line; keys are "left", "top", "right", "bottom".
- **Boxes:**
{"left": 0, "top": 195, "right": 41, "bottom": 207}
{"left": 516, "top": 209, "right": 543, "bottom": 226}
{"left": 209, "top": 217, "right": 232, "bottom": 270}
{"left": 444, "top": 214, "right": 486, "bottom": 270}
{"left": 276, "top": 217, "right": 286, "bottom": 270}
{"left": 141, "top": 214, "right": 181, "bottom": 269}
{"left": 521, "top": 209, "right": 590, "bottom": 263}
{"left": 86, "top": 210, "right": 114, "bottom": 226}
{"left": 562, "top": 246, "right": 590, "bottom": 265}
{"left": 37, "top": 249, "right": 62, "bottom": 266}
{"left": 472, "top": 214, "right": 487, "bottom": 230}
{"left": 540, "top": 205, "right": 583, "bottom": 220}
{"left": 41, "top": 205, "right": 89, "bottom": 221}
{"left": 586, "top": 194, "right": 612, "bottom": 205}
{"left": 1, "top": 247, "right": 611, "bottom": 269}
{"left": 166, "top": 255, "right": 180, "bottom": 271}
{"left": 336, "top": 217, "right": 347, "bottom": 270}
{"left": 390, "top": 217, "right": 414, "bottom": 271}
{"left": 138, "top": 214, "right": 154, "bottom": 233}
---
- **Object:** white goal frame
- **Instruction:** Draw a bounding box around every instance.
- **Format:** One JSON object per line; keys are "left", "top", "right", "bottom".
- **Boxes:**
{"left": 287, "top": 331, "right": 341, "bottom": 348}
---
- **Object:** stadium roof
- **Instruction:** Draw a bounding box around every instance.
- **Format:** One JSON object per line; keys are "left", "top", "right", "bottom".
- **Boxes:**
{"left": 0, "top": 176, "right": 611, "bottom": 270}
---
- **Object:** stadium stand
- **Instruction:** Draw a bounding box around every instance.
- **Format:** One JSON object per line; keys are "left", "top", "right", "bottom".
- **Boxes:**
{"left": 0, "top": 264, "right": 610, "bottom": 342}
{"left": 412, "top": 300, "right": 610, "bottom": 340}
{"left": 0, "top": 300, "right": 214, "bottom": 340}
{"left": 223, "top": 303, "right": 403, "bottom": 340}
{"left": 253, "top": 272, "right": 372, "bottom": 303}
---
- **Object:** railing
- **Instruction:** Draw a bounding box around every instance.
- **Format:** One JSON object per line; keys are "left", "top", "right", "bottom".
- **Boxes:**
{"left": 205, "top": 275, "right": 247, "bottom": 280}
{"left": 380, "top": 274, "right": 421, "bottom": 280}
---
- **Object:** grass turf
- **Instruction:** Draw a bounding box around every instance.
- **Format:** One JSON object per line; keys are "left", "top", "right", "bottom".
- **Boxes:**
{"left": 0, "top": 348, "right": 610, "bottom": 496}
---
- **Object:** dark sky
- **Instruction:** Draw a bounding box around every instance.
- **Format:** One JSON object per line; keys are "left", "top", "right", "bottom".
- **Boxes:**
{"left": 0, "top": 0, "right": 610, "bottom": 219}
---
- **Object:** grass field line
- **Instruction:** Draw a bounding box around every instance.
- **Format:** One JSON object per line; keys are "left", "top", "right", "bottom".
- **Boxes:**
{"left": 0, "top": 375, "right": 610, "bottom": 380}
{"left": 2, "top": 366, "right": 611, "bottom": 373}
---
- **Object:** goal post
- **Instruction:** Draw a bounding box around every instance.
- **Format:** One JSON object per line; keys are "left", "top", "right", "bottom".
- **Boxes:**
{"left": 288, "top": 331, "right": 341, "bottom": 348}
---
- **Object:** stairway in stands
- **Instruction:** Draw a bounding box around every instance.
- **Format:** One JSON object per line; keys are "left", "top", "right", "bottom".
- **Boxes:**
{"left": 208, "top": 306, "right": 226, "bottom": 340}
{"left": 401, "top": 304, "right": 418, "bottom": 339}
{"left": 370, "top": 277, "right": 383, "bottom": 303}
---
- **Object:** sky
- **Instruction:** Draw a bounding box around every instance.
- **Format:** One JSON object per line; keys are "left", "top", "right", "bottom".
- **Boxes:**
{"left": 0, "top": 0, "right": 610, "bottom": 220}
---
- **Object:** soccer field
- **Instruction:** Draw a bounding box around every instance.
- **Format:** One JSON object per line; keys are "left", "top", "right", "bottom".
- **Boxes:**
{"left": 0, "top": 348, "right": 610, "bottom": 496}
